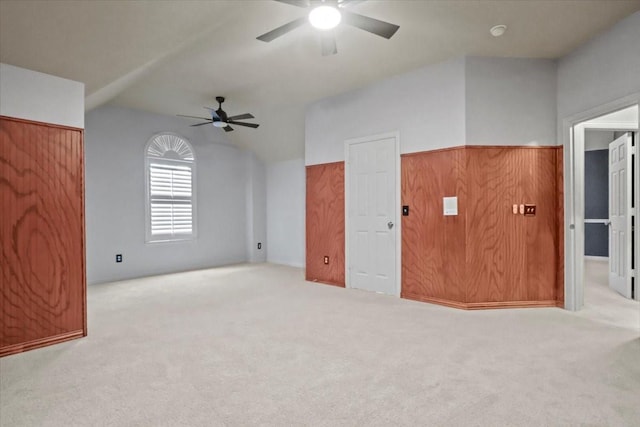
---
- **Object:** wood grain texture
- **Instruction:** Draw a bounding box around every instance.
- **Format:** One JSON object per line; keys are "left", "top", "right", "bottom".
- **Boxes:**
{"left": 401, "top": 146, "right": 561, "bottom": 309}
{"left": 556, "top": 147, "right": 564, "bottom": 305}
{"left": 305, "top": 162, "right": 345, "bottom": 286}
{"left": 466, "top": 147, "right": 524, "bottom": 302}
{"left": 401, "top": 148, "right": 466, "bottom": 302}
{"left": 522, "top": 148, "right": 558, "bottom": 301}
{"left": 1, "top": 116, "right": 86, "bottom": 356}
{"left": 466, "top": 147, "right": 558, "bottom": 303}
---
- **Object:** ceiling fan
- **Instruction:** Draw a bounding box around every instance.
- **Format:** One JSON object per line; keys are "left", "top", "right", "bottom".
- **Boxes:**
{"left": 257, "top": 0, "right": 400, "bottom": 56}
{"left": 177, "top": 97, "right": 259, "bottom": 132}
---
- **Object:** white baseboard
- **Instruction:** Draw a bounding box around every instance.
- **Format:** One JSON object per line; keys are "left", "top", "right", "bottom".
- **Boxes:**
{"left": 585, "top": 256, "right": 608, "bottom": 262}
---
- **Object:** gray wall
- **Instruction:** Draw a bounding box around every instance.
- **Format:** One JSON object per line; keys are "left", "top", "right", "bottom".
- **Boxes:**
{"left": 557, "top": 11, "right": 640, "bottom": 121}
{"left": 0, "top": 63, "right": 84, "bottom": 128}
{"left": 305, "top": 57, "right": 466, "bottom": 165}
{"left": 85, "top": 105, "right": 253, "bottom": 284}
{"left": 246, "top": 151, "right": 267, "bottom": 263}
{"left": 305, "top": 56, "right": 560, "bottom": 167}
{"left": 584, "top": 149, "right": 609, "bottom": 257}
{"left": 465, "top": 57, "right": 557, "bottom": 146}
{"left": 585, "top": 130, "right": 615, "bottom": 151}
{"left": 266, "top": 158, "right": 305, "bottom": 267}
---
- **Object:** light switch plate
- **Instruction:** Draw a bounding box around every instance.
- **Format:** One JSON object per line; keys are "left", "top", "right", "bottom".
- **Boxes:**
{"left": 443, "top": 197, "right": 458, "bottom": 216}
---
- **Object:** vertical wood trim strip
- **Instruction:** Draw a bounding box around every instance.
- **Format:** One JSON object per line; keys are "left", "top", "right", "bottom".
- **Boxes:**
{"left": 556, "top": 146, "right": 565, "bottom": 305}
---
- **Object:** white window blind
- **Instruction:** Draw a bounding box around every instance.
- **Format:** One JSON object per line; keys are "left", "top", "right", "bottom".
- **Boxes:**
{"left": 149, "top": 163, "right": 193, "bottom": 237}
{"left": 145, "top": 133, "right": 195, "bottom": 243}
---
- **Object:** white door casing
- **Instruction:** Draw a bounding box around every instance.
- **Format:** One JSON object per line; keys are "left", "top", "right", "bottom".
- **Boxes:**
{"left": 562, "top": 95, "right": 640, "bottom": 311}
{"left": 345, "top": 134, "right": 399, "bottom": 296}
{"left": 608, "top": 133, "right": 633, "bottom": 299}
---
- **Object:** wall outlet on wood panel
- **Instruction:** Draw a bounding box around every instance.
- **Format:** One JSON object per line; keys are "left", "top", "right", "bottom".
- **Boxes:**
{"left": 324, "top": 256, "right": 329, "bottom": 265}
{"left": 524, "top": 204, "right": 536, "bottom": 216}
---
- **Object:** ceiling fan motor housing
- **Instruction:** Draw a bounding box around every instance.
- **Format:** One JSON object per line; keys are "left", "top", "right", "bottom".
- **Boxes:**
{"left": 177, "top": 96, "right": 259, "bottom": 132}
{"left": 215, "top": 96, "right": 228, "bottom": 121}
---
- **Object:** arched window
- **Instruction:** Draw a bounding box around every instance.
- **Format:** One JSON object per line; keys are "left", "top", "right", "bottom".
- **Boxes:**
{"left": 145, "top": 133, "right": 196, "bottom": 242}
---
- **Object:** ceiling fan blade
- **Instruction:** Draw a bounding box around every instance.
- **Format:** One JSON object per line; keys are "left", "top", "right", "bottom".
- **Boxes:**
{"left": 257, "top": 17, "right": 307, "bottom": 42}
{"left": 321, "top": 32, "right": 337, "bottom": 56}
{"left": 275, "top": 0, "right": 310, "bottom": 7}
{"left": 191, "top": 121, "right": 213, "bottom": 127}
{"left": 177, "top": 114, "right": 211, "bottom": 121}
{"left": 223, "top": 125, "right": 234, "bottom": 132}
{"left": 338, "top": 0, "right": 367, "bottom": 8}
{"left": 204, "top": 107, "right": 220, "bottom": 119}
{"left": 342, "top": 10, "right": 399, "bottom": 39}
{"left": 227, "top": 113, "right": 255, "bottom": 121}
{"left": 228, "top": 121, "right": 260, "bottom": 129}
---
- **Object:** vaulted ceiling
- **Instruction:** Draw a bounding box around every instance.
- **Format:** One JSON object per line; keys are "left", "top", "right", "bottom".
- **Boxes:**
{"left": 1, "top": 0, "right": 639, "bottom": 162}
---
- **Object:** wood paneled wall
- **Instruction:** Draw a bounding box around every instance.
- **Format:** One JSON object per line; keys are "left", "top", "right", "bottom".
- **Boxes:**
{"left": 401, "top": 146, "right": 563, "bottom": 309}
{"left": 1, "top": 116, "right": 86, "bottom": 356}
{"left": 306, "top": 147, "right": 564, "bottom": 310}
{"left": 401, "top": 148, "right": 467, "bottom": 306}
{"left": 305, "top": 162, "right": 345, "bottom": 286}
{"left": 465, "top": 147, "right": 558, "bottom": 307}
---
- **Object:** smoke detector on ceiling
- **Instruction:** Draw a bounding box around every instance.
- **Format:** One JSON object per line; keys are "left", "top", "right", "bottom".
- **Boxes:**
{"left": 490, "top": 25, "right": 507, "bottom": 37}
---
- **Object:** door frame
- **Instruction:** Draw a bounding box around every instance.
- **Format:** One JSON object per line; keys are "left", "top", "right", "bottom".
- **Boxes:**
{"left": 344, "top": 131, "right": 402, "bottom": 296}
{"left": 562, "top": 93, "right": 640, "bottom": 311}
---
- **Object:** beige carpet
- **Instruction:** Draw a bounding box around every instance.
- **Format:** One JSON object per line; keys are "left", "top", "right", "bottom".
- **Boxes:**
{"left": 1, "top": 263, "right": 639, "bottom": 426}
{"left": 574, "top": 259, "right": 640, "bottom": 330}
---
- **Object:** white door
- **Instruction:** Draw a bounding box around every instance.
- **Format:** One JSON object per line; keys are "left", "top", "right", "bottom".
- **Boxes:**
{"left": 608, "top": 133, "right": 633, "bottom": 298}
{"left": 347, "top": 137, "right": 397, "bottom": 295}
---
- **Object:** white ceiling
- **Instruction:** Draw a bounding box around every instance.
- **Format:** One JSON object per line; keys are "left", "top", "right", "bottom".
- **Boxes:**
{"left": 1, "top": 0, "right": 639, "bottom": 162}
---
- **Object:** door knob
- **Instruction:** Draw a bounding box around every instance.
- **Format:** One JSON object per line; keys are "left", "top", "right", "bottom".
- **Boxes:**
{"left": 388, "top": 221, "right": 394, "bottom": 229}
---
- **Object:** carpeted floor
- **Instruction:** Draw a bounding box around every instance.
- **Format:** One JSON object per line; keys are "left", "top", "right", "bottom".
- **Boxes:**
{"left": 1, "top": 263, "right": 639, "bottom": 426}
{"left": 575, "top": 259, "right": 640, "bottom": 330}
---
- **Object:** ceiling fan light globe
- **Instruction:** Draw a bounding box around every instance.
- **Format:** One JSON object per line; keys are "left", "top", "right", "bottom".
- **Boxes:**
{"left": 309, "top": 6, "right": 341, "bottom": 30}
{"left": 212, "top": 121, "right": 227, "bottom": 128}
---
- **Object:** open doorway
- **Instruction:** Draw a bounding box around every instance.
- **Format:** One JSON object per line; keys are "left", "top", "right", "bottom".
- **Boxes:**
{"left": 564, "top": 100, "right": 639, "bottom": 329}
{"left": 582, "top": 127, "right": 639, "bottom": 329}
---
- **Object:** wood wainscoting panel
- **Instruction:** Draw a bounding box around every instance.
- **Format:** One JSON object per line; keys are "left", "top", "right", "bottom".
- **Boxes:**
{"left": 305, "top": 162, "right": 345, "bottom": 286}
{"left": 522, "top": 147, "right": 559, "bottom": 302}
{"left": 465, "top": 147, "right": 559, "bottom": 304}
{"left": 466, "top": 147, "right": 525, "bottom": 303}
{"left": 1, "top": 117, "right": 86, "bottom": 356}
{"left": 401, "top": 148, "right": 467, "bottom": 303}
{"left": 556, "top": 147, "right": 564, "bottom": 305}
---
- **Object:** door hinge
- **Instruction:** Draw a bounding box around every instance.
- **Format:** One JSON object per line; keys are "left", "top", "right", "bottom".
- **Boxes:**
{"left": 631, "top": 146, "right": 636, "bottom": 155}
